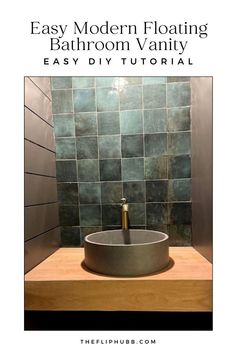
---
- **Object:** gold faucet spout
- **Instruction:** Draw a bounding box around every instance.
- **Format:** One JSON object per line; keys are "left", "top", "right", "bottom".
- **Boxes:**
{"left": 121, "top": 198, "right": 129, "bottom": 230}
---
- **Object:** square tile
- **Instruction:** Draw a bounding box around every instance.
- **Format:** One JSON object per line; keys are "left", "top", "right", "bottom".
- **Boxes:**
{"left": 145, "top": 133, "right": 167, "bottom": 157}
{"left": 61, "top": 226, "right": 81, "bottom": 247}
{"left": 123, "top": 181, "right": 145, "bottom": 202}
{"left": 51, "top": 77, "right": 72, "bottom": 89}
{"left": 57, "top": 183, "right": 78, "bottom": 205}
{"left": 120, "top": 85, "right": 142, "bottom": 110}
{"left": 146, "top": 203, "right": 168, "bottom": 225}
{"left": 80, "top": 227, "right": 103, "bottom": 245}
{"left": 143, "top": 77, "right": 166, "bottom": 85}
{"left": 56, "top": 160, "right": 77, "bottom": 182}
{"left": 72, "top": 77, "right": 95, "bottom": 89}
{"left": 121, "top": 135, "right": 143, "bottom": 158}
{"left": 102, "top": 204, "right": 121, "bottom": 226}
{"left": 120, "top": 77, "right": 142, "bottom": 86}
{"left": 55, "top": 138, "right": 76, "bottom": 159}
{"left": 169, "top": 179, "right": 191, "bottom": 201}
{"left": 98, "top": 135, "right": 121, "bottom": 158}
{"left": 147, "top": 224, "right": 168, "bottom": 233}
{"left": 145, "top": 157, "right": 167, "bottom": 179}
{"left": 143, "top": 84, "right": 166, "bottom": 109}
{"left": 101, "top": 182, "right": 122, "bottom": 203}
{"left": 96, "top": 77, "right": 118, "bottom": 88}
{"left": 52, "top": 90, "right": 73, "bottom": 114}
{"left": 59, "top": 205, "right": 79, "bottom": 226}
{"left": 80, "top": 205, "right": 101, "bottom": 226}
{"left": 168, "top": 155, "right": 191, "bottom": 178}
{"left": 167, "top": 77, "right": 190, "bottom": 83}
{"left": 168, "top": 132, "right": 191, "bottom": 155}
{"left": 75, "top": 113, "right": 97, "bottom": 136}
{"left": 122, "top": 158, "right": 144, "bottom": 181}
{"left": 76, "top": 136, "right": 98, "bottom": 159}
{"left": 73, "top": 88, "right": 96, "bottom": 112}
{"left": 120, "top": 110, "right": 143, "bottom": 134}
{"left": 146, "top": 180, "right": 168, "bottom": 202}
{"left": 97, "top": 112, "right": 120, "bottom": 135}
{"left": 97, "top": 87, "right": 119, "bottom": 112}
{"left": 129, "top": 203, "right": 145, "bottom": 225}
{"left": 167, "top": 83, "right": 190, "bottom": 107}
{"left": 53, "top": 114, "right": 75, "bottom": 137}
{"left": 168, "top": 224, "right": 191, "bottom": 246}
{"left": 169, "top": 203, "right": 192, "bottom": 224}
{"left": 168, "top": 107, "right": 190, "bottom": 131}
{"left": 100, "top": 159, "right": 121, "bottom": 181}
{"left": 79, "top": 183, "right": 101, "bottom": 204}
{"left": 77, "top": 160, "right": 99, "bottom": 182}
{"left": 144, "top": 109, "right": 167, "bottom": 133}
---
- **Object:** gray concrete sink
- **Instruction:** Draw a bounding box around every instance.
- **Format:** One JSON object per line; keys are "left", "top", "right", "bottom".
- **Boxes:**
{"left": 84, "top": 229, "right": 169, "bottom": 277}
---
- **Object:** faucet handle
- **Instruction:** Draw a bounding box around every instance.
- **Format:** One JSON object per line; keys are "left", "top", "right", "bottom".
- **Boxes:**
{"left": 121, "top": 197, "right": 127, "bottom": 205}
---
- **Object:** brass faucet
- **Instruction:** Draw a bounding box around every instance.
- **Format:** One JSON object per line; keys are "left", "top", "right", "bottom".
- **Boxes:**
{"left": 121, "top": 198, "right": 129, "bottom": 230}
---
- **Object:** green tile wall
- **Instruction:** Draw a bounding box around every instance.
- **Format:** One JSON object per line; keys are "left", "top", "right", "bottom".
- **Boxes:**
{"left": 52, "top": 76, "right": 192, "bottom": 247}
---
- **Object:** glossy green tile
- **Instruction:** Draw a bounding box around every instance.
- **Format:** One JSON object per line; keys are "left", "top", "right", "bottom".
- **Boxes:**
{"left": 168, "top": 224, "right": 191, "bottom": 246}
{"left": 129, "top": 203, "right": 145, "bottom": 225}
{"left": 121, "top": 135, "right": 143, "bottom": 157}
{"left": 167, "top": 83, "right": 190, "bottom": 107}
{"left": 168, "top": 132, "right": 191, "bottom": 155}
{"left": 168, "top": 155, "right": 191, "bottom": 178}
{"left": 146, "top": 180, "right": 168, "bottom": 202}
{"left": 144, "top": 109, "right": 167, "bottom": 133}
{"left": 80, "top": 205, "right": 101, "bottom": 226}
{"left": 59, "top": 205, "right": 79, "bottom": 226}
{"left": 143, "top": 84, "right": 166, "bottom": 109}
{"left": 97, "top": 112, "right": 120, "bottom": 135}
{"left": 169, "top": 203, "right": 192, "bottom": 224}
{"left": 72, "top": 77, "right": 95, "bottom": 89}
{"left": 79, "top": 183, "right": 101, "bottom": 204}
{"left": 169, "top": 179, "right": 191, "bottom": 201}
{"left": 77, "top": 160, "right": 99, "bottom": 182}
{"left": 56, "top": 160, "right": 77, "bottom": 182}
{"left": 53, "top": 114, "right": 75, "bottom": 137}
{"left": 167, "top": 77, "right": 190, "bottom": 83}
{"left": 144, "top": 157, "right": 167, "bottom": 179}
{"left": 146, "top": 203, "right": 168, "bottom": 225}
{"left": 120, "top": 77, "right": 142, "bottom": 85}
{"left": 73, "top": 88, "right": 96, "bottom": 112}
{"left": 61, "top": 226, "right": 81, "bottom": 247}
{"left": 168, "top": 107, "right": 190, "bottom": 131}
{"left": 98, "top": 135, "right": 121, "bottom": 158}
{"left": 57, "top": 183, "right": 78, "bottom": 205}
{"left": 75, "top": 113, "right": 97, "bottom": 136}
{"left": 55, "top": 138, "right": 75, "bottom": 159}
{"left": 51, "top": 77, "right": 72, "bottom": 89}
{"left": 145, "top": 133, "right": 167, "bottom": 157}
{"left": 96, "top": 77, "right": 118, "bottom": 88}
{"left": 52, "top": 90, "right": 73, "bottom": 114}
{"left": 101, "top": 182, "right": 122, "bottom": 203}
{"left": 102, "top": 204, "right": 121, "bottom": 226}
{"left": 143, "top": 77, "right": 166, "bottom": 85}
{"left": 120, "top": 110, "right": 143, "bottom": 134}
{"left": 100, "top": 159, "right": 121, "bottom": 181}
{"left": 123, "top": 181, "right": 145, "bottom": 203}
{"left": 122, "top": 158, "right": 144, "bottom": 181}
{"left": 97, "top": 87, "right": 119, "bottom": 112}
{"left": 148, "top": 224, "right": 168, "bottom": 233}
{"left": 120, "top": 85, "right": 142, "bottom": 110}
{"left": 76, "top": 137, "right": 98, "bottom": 159}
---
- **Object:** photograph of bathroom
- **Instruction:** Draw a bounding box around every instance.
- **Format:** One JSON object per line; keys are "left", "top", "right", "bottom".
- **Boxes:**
{"left": 24, "top": 76, "right": 212, "bottom": 330}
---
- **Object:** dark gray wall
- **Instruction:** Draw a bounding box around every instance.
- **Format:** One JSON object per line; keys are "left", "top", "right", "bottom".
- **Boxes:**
{"left": 24, "top": 77, "right": 60, "bottom": 273}
{"left": 191, "top": 77, "right": 213, "bottom": 262}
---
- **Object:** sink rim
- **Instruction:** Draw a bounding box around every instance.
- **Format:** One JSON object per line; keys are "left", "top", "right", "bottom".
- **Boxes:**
{"left": 84, "top": 229, "right": 169, "bottom": 247}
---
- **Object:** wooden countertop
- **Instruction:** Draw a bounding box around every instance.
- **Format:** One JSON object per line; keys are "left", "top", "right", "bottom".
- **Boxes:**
{"left": 25, "top": 247, "right": 212, "bottom": 312}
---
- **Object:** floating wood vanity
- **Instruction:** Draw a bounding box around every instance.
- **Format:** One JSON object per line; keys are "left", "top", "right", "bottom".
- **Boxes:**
{"left": 24, "top": 247, "right": 212, "bottom": 312}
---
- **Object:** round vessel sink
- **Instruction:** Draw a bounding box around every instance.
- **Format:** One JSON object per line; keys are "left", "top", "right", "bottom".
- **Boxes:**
{"left": 84, "top": 229, "right": 169, "bottom": 277}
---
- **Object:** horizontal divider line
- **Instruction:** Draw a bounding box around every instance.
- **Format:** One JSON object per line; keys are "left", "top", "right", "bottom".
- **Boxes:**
{"left": 25, "top": 225, "right": 60, "bottom": 243}
{"left": 24, "top": 138, "right": 56, "bottom": 154}
{"left": 24, "top": 105, "right": 54, "bottom": 129}
{"left": 28, "top": 77, "right": 52, "bottom": 102}
{"left": 25, "top": 171, "right": 57, "bottom": 179}
{"left": 24, "top": 201, "right": 58, "bottom": 208}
